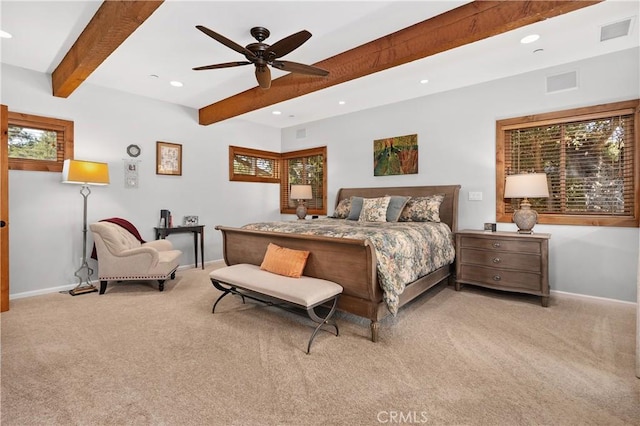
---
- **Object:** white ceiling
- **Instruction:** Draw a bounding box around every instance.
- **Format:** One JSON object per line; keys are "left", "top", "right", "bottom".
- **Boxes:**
{"left": 1, "top": 1, "right": 639, "bottom": 129}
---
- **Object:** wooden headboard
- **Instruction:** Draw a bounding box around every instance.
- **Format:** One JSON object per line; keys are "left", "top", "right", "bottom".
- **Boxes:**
{"left": 335, "top": 185, "right": 461, "bottom": 232}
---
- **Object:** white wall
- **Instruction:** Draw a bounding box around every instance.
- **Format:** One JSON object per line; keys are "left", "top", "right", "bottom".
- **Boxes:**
{"left": 281, "top": 48, "right": 640, "bottom": 302}
{"left": 2, "top": 64, "right": 282, "bottom": 297}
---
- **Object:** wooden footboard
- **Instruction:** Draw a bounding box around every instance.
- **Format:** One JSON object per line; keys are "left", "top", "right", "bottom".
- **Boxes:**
{"left": 216, "top": 226, "right": 380, "bottom": 303}
{"left": 215, "top": 184, "right": 461, "bottom": 342}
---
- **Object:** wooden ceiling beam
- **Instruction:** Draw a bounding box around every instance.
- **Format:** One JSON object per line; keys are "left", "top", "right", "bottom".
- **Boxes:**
{"left": 52, "top": 0, "right": 164, "bottom": 98}
{"left": 199, "top": 0, "right": 601, "bottom": 126}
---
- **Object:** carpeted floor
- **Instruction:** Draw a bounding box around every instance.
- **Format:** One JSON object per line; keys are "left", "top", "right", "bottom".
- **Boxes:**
{"left": 1, "top": 264, "right": 638, "bottom": 425}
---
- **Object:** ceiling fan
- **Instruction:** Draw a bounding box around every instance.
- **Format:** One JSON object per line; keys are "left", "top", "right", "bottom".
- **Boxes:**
{"left": 193, "top": 25, "right": 329, "bottom": 89}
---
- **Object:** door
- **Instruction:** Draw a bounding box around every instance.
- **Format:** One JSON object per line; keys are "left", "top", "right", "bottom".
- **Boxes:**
{"left": 1, "top": 104, "right": 9, "bottom": 312}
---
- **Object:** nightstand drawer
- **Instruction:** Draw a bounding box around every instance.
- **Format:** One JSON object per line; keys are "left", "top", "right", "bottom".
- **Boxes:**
{"left": 460, "top": 248, "right": 540, "bottom": 272}
{"left": 459, "top": 236, "right": 541, "bottom": 254}
{"left": 459, "top": 265, "right": 541, "bottom": 291}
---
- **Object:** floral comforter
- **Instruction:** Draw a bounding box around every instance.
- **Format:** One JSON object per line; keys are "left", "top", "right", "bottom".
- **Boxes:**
{"left": 242, "top": 219, "right": 455, "bottom": 314}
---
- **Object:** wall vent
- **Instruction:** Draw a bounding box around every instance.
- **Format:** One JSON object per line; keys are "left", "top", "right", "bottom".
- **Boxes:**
{"left": 296, "top": 128, "right": 307, "bottom": 139}
{"left": 546, "top": 71, "right": 578, "bottom": 93}
{"left": 600, "top": 18, "right": 632, "bottom": 42}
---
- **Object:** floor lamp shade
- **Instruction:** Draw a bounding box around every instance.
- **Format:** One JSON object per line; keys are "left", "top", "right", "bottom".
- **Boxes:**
{"left": 62, "top": 159, "right": 110, "bottom": 295}
{"left": 504, "top": 173, "right": 549, "bottom": 234}
{"left": 62, "top": 159, "right": 110, "bottom": 185}
{"left": 290, "top": 184, "right": 313, "bottom": 220}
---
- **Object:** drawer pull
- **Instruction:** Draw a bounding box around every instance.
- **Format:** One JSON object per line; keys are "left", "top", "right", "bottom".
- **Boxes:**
{"left": 493, "top": 275, "right": 501, "bottom": 281}
{"left": 492, "top": 257, "right": 501, "bottom": 264}
{"left": 492, "top": 242, "right": 501, "bottom": 248}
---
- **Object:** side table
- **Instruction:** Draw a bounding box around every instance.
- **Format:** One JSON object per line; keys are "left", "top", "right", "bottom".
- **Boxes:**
{"left": 455, "top": 229, "right": 551, "bottom": 306}
{"left": 155, "top": 225, "right": 205, "bottom": 270}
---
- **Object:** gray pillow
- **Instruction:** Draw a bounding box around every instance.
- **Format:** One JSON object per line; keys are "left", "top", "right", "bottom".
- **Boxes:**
{"left": 386, "top": 195, "right": 410, "bottom": 222}
{"left": 347, "top": 196, "right": 364, "bottom": 220}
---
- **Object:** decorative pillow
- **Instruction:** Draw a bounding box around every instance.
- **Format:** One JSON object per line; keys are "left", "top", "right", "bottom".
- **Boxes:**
{"left": 332, "top": 197, "right": 352, "bottom": 219}
{"left": 347, "top": 196, "right": 364, "bottom": 220}
{"left": 260, "top": 243, "right": 310, "bottom": 278}
{"left": 399, "top": 194, "right": 444, "bottom": 222}
{"left": 358, "top": 196, "right": 391, "bottom": 222}
{"left": 385, "top": 195, "right": 410, "bottom": 222}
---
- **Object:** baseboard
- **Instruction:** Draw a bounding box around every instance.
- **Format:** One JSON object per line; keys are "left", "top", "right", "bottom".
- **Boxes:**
{"left": 11, "top": 265, "right": 633, "bottom": 305}
{"left": 10, "top": 259, "right": 228, "bottom": 300}
{"left": 10, "top": 281, "right": 89, "bottom": 299}
{"left": 551, "top": 289, "right": 637, "bottom": 306}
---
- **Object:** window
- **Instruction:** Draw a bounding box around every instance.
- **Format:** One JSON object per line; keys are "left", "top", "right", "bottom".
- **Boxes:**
{"left": 228, "top": 145, "right": 327, "bottom": 215}
{"left": 281, "top": 147, "right": 327, "bottom": 215}
{"left": 229, "top": 145, "right": 281, "bottom": 183}
{"left": 8, "top": 112, "right": 74, "bottom": 172}
{"left": 496, "top": 100, "right": 639, "bottom": 227}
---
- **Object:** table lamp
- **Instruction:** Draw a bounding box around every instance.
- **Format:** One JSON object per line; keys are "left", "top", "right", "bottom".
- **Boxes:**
{"left": 504, "top": 173, "right": 549, "bottom": 234}
{"left": 62, "top": 159, "right": 110, "bottom": 295}
{"left": 290, "top": 184, "right": 313, "bottom": 220}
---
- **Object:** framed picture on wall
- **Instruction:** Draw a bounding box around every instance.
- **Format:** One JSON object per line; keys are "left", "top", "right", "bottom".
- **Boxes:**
{"left": 156, "top": 141, "right": 182, "bottom": 176}
{"left": 373, "top": 134, "right": 418, "bottom": 176}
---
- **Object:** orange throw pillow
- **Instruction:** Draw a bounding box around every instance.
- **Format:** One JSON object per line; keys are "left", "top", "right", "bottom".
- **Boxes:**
{"left": 260, "top": 243, "right": 310, "bottom": 278}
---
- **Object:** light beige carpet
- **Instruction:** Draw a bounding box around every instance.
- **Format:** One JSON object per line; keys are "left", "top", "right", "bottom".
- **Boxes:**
{"left": 1, "top": 265, "right": 638, "bottom": 425}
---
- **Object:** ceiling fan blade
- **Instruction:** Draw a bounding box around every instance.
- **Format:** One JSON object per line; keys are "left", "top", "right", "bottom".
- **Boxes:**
{"left": 272, "top": 61, "right": 329, "bottom": 76}
{"left": 255, "top": 66, "right": 271, "bottom": 89}
{"left": 192, "top": 61, "right": 252, "bottom": 71}
{"left": 196, "top": 25, "right": 257, "bottom": 60}
{"left": 265, "top": 30, "right": 312, "bottom": 59}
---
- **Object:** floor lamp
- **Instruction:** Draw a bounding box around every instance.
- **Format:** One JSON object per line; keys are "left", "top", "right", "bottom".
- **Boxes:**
{"left": 62, "top": 159, "right": 110, "bottom": 296}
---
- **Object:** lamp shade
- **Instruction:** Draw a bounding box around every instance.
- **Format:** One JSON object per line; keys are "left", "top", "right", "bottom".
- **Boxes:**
{"left": 62, "top": 159, "right": 110, "bottom": 185}
{"left": 504, "top": 173, "right": 549, "bottom": 198}
{"left": 290, "top": 184, "right": 313, "bottom": 200}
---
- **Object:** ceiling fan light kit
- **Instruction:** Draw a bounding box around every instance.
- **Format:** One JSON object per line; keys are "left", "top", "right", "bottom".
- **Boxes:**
{"left": 193, "top": 25, "right": 329, "bottom": 89}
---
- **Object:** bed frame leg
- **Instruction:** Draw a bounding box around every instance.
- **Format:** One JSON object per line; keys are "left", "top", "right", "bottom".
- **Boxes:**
{"left": 370, "top": 321, "right": 379, "bottom": 342}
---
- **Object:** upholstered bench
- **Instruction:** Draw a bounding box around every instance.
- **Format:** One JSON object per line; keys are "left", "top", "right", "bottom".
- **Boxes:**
{"left": 209, "top": 263, "right": 343, "bottom": 354}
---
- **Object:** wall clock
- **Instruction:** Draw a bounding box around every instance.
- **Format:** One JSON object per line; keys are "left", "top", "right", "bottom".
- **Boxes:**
{"left": 126, "top": 144, "right": 141, "bottom": 157}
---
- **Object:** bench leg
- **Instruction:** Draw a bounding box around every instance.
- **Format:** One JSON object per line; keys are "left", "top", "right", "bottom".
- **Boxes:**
{"left": 306, "top": 295, "right": 340, "bottom": 354}
{"left": 210, "top": 279, "right": 245, "bottom": 313}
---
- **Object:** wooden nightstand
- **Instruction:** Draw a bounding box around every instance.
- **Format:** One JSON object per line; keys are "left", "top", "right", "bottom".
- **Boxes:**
{"left": 455, "top": 230, "right": 551, "bottom": 306}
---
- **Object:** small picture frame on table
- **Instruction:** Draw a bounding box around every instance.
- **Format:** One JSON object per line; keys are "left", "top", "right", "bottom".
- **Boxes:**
{"left": 156, "top": 141, "right": 182, "bottom": 176}
{"left": 183, "top": 215, "right": 199, "bottom": 226}
{"left": 484, "top": 223, "right": 497, "bottom": 232}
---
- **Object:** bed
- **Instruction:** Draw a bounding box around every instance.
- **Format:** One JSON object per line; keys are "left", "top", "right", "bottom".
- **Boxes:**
{"left": 215, "top": 185, "right": 460, "bottom": 341}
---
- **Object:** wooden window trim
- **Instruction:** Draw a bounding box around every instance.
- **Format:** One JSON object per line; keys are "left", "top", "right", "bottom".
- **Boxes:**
{"left": 280, "top": 146, "right": 327, "bottom": 215}
{"left": 7, "top": 112, "right": 74, "bottom": 172}
{"left": 229, "top": 145, "right": 280, "bottom": 183}
{"left": 496, "top": 99, "right": 640, "bottom": 227}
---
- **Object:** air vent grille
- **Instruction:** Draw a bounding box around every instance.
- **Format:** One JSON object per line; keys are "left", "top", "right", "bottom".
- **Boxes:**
{"left": 600, "top": 19, "right": 632, "bottom": 41}
{"left": 547, "top": 71, "right": 578, "bottom": 93}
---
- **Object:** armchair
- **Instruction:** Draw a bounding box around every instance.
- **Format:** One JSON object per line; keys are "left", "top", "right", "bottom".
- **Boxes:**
{"left": 90, "top": 221, "right": 182, "bottom": 294}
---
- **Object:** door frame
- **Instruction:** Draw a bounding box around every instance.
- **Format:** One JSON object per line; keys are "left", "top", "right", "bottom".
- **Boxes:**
{"left": 1, "top": 104, "right": 9, "bottom": 312}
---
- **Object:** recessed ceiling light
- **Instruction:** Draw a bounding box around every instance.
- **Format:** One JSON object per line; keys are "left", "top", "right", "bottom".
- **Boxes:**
{"left": 338, "top": 101, "right": 346, "bottom": 105}
{"left": 272, "top": 110, "right": 282, "bottom": 115}
{"left": 169, "top": 80, "right": 183, "bottom": 87}
{"left": 149, "top": 74, "right": 159, "bottom": 79}
{"left": 0, "top": 30, "right": 13, "bottom": 39}
{"left": 533, "top": 48, "right": 544, "bottom": 54}
{"left": 420, "top": 79, "right": 429, "bottom": 84}
{"left": 520, "top": 34, "right": 540, "bottom": 44}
